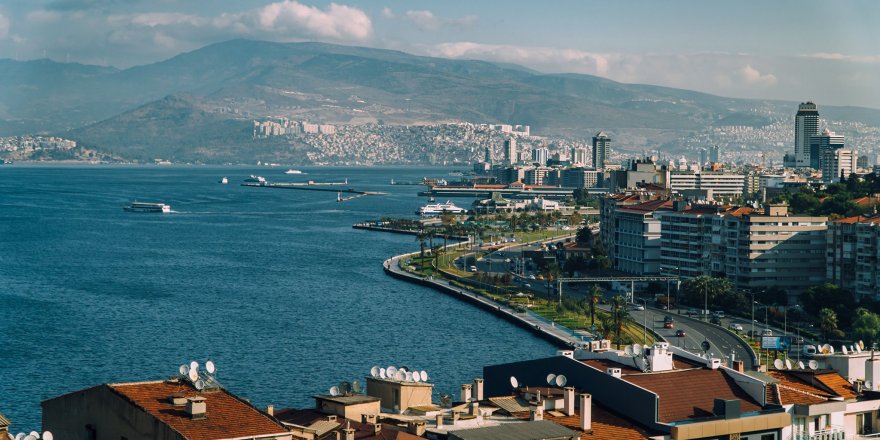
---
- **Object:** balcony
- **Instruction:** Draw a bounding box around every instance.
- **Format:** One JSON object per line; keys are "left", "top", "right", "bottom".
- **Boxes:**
{"left": 791, "top": 426, "right": 846, "bottom": 440}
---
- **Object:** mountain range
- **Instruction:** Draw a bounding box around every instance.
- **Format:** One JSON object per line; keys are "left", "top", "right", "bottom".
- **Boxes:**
{"left": 2, "top": 39, "right": 879, "bottom": 162}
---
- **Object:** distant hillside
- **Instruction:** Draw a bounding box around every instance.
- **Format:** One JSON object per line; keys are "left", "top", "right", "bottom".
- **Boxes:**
{"left": 2, "top": 39, "right": 880, "bottom": 162}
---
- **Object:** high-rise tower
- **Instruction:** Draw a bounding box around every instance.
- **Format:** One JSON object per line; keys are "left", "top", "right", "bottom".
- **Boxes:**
{"left": 504, "top": 138, "right": 517, "bottom": 165}
{"left": 592, "top": 132, "right": 611, "bottom": 170}
{"left": 710, "top": 145, "right": 720, "bottom": 164}
{"left": 795, "top": 102, "right": 820, "bottom": 168}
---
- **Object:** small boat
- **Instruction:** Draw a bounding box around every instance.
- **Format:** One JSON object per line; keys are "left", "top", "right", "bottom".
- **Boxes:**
{"left": 417, "top": 201, "right": 466, "bottom": 217}
{"left": 124, "top": 202, "right": 171, "bottom": 213}
{"left": 284, "top": 169, "right": 304, "bottom": 174}
{"left": 337, "top": 192, "right": 342, "bottom": 202}
{"left": 219, "top": 177, "right": 228, "bottom": 184}
{"left": 244, "top": 175, "right": 267, "bottom": 183}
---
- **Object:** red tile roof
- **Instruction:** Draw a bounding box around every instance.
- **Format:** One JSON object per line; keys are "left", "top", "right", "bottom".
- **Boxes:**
{"left": 617, "top": 199, "right": 673, "bottom": 214}
{"left": 623, "top": 369, "right": 762, "bottom": 423}
{"left": 274, "top": 409, "right": 422, "bottom": 440}
{"left": 544, "top": 407, "right": 652, "bottom": 439}
{"left": 833, "top": 215, "right": 880, "bottom": 225}
{"left": 766, "top": 370, "right": 857, "bottom": 404}
{"left": 108, "top": 380, "right": 288, "bottom": 440}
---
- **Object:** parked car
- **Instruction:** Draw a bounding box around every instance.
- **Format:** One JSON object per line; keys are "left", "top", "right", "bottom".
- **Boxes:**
{"left": 712, "top": 311, "right": 726, "bottom": 318}
{"left": 729, "top": 323, "right": 744, "bottom": 332}
{"left": 675, "top": 330, "right": 687, "bottom": 337}
{"left": 710, "top": 316, "right": 722, "bottom": 325}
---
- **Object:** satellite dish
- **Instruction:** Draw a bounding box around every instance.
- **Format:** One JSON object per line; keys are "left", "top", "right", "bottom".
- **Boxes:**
{"left": 179, "top": 365, "right": 189, "bottom": 376}
{"left": 394, "top": 370, "right": 406, "bottom": 381}
{"left": 340, "top": 381, "right": 352, "bottom": 394}
{"left": 860, "top": 340, "right": 866, "bottom": 350}
{"left": 370, "top": 366, "right": 380, "bottom": 378}
{"left": 633, "top": 344, "right": 643, "bottom": 355}
{"left": 784, "top": 359, "right": 792, "bottom": 370}
{"left": 387, "top": 366, "right": 398, "bottom": 378}
{"left": 440, "top": 393, "right": 452, "bottom": 408}
{"left": 413, "top": 373, "right": 421, "bottom": 383}
{"left": 379, "top": 368, "right": 387, "bottom": 379}
{"left": 851, "top": 345, "right": 857, "bottom": 353}
{"left": 829, "top": 345, "right": 835, "bottom": 354}
{"left": 194, "top": 379, "right": 206, "bottom": 391}
{"left": 546, "top": 373, "right": 557, "bottom": 385}
{"left": 555, "top": 375, "right": 567, "bottom": 387}
{"left": 42, "top": 433, "right": 53, "bottom": 440}
{"left": 510, "top": 376, "right": 519, "bottom": 388}
{"left": 773, "top": 359, "right": 784, "bottom": 370}
{"left": 205, "top": 360, "right": 216, "bottom": 374}
{"left": 352, "top": 380, "right": 362, "bottom": 393}
{"left": 420, "top": 370, "right": 428, "bottom": 381}
{"left": 856, "top": 344, "right": 863, "bottom": 353}
{"left": 797, "top": 361, "right": 805, "bottom": 370}
{"left": 23, "top": 436, "right": 36, "bottom": 440}
{"left": 188, "top": 368, "right": 199, "bottom": 383}
{"left": 14, "top": 434, "right": 24, "bottom": 440}
{"left": 808, "top": 360, "right": 819, "bottom": 370}
{"left": 842, "top": 346, "right": 848, "bottom": 354}
{"left": 190, "top": 361, "right": 199, "bottom": 373}
{"left": 405, "top": 371, "right": 414, "bottom": 382}
{"left": 624, "top": 345, "right": 634, "bottom": 356}
{"left": 330, "top": 386, "right": 340, "bottom": 396}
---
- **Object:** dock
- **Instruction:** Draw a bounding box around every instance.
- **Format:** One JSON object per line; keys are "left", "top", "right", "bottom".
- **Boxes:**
{"left": 242, "top": 181, "right": 386, "bottom": 196}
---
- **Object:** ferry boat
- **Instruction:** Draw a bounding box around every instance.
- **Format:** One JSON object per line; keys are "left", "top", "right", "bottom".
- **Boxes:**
{"left": 124, "top": 202, "right": 171, "bottom": 213}
{"left": 284, "top": 169, "right": 304, "bottom": 174}
{"left": 219, "top": 177, "right": 228, "bottom": 184}
{"left": 244, "top": 175, "right": 267, "bottom": 183}
{"left": 417, "top": 201, "right": 467, "bottom": 217}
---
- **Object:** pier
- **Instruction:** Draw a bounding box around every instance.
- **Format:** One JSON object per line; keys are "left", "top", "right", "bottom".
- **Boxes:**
{"left": 242, "top": 181, "right": 387, "bottom": 196}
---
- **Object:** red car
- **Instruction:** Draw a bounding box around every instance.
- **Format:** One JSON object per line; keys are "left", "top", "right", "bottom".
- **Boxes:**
{"left": 675, "top": 329, "right": 686, "bottom": 337}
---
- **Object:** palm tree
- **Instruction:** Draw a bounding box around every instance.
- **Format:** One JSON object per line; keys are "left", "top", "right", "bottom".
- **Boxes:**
{"left": 588, "top": 285, "right": 603, "bottom": 326}
{"left": 610, "top": 295, "right": 631, "bottom": 348}
{"left": 416, "top": 229, "right": 428, "bottom": 262}
{"left": 819, "top": 308, "right": 840, "bottom": 340}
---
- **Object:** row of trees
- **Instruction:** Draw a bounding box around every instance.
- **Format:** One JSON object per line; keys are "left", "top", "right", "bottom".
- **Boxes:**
{"left": 772, "top": 174, "right": 880, "bottom": 219}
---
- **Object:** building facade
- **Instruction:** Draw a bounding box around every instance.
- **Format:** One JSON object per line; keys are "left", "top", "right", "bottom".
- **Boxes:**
{"left": 504, "top": 137, "right": 517, "bottom": 165}
{"left": 809, "top": 128, "right": 845, "bottom": 170}
{"left": 794, "top": 102, "right": 820, "bottom": 168}
{"left": 827, "top": 216, "right": 880, "bottom": 299}
{"left": 822, "top": 148, "right": 857, "bottom": 183}
{"left": 592, "top": 132, "right": 611, "bottom": 170}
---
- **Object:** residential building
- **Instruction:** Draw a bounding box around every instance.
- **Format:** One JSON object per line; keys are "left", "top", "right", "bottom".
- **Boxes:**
{"left": 562, "top": 168, "right": 601, "bottom": 188}
{"left": 610, "top": 199, "right": 673, "bottom": 275}
{"left": 504, "top": 137, "right": 517, "bottom": 165}
{"left": 42, "top": 379, "right": 292, "bottom": 440}
{"left": 710, "top": 145, "right": 720, "bottom": 164}
{"left": 827, "top": 215, "right": 880, "bottom": 299}
{"left": 658, "top": 204, "right": 725, "bottom": 278}
{"left": 795, "top": 102, "right": 820, "bottom": 168}
{"left": 483, "top": 146, "right": 492, "bottom": 164}
{"left": 809, "top": 128, "right": 845, "bottom": 170}
{"left": 699, "top": 148, "right": 708, "bottom": 166}
{"left": 531, "top": 147, "right": 549, "bottom": 166}
{"left": 524, "top": 166, "right": 554, "bottom": 186}
{"left": 721, "top": 204, "right": 827, "bottom": 293}
{"left": 570, "top": 147, "right": 588, "bottom": 166}
{"left": 822, "top": 148, "right": 857, "bottom": 183}
{"left": 592, "top": 132, "right": 611, "bottom": 170}
{"left": 665, "top": 171, "right": 745, "bottom": 198}
{"left": 607, "top": 158, "right": 664, "bottom": 191}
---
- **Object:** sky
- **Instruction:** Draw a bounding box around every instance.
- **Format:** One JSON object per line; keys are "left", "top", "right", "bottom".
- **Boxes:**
{"left": 1, "top": 0, "right": 879, "bottom": 108}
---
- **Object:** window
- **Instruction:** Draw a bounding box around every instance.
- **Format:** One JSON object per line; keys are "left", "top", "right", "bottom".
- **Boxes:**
{"left": 857, "top": 412, "right": 874, "bottom": 435}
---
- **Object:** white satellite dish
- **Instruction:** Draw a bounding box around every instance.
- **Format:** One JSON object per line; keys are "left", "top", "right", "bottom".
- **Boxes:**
{"left": 842, "top": 346, "right": 848, "bottom": 354}
{"left": 784, "top": 359, "right": 792, "bottom": 370}
{"left": 14, "top": 433, "right": 24, "bottom": 440}
{"left": 179, "top": 365, "right": 189, "bottom": 376}
{"left": 330, "top": 386, "right": 340, "bottom": 396}
{"left": 546, "top": 373, "right": 556, "bottom": 385}
{"left": 413, "top": 372, "right": 421, "bottom": 382}
{"left": 856, "top": 344, "right": 862, "bottom": 353}
{"left": 205, "top": 360, "right": 216, "bottom": 374}
{"left": 624, "top": 345, "right": 634, "bottom": 356}
{"left": 633, "top": 344, "right": 643, "bottom": 356}
{"left": 379, "top": 368, "right": 387, "bottom": 379}
{"left": 23, "top": 435, "right": 36, "bottom": 440}
{"left": 395, "top": 370, "right": 406, "bottom": 381}
{"left": 188, "top": 368, "right": 199, "bottom": 383}
{"left": 808, "top": 360, "right": 819, "bottom": 370}
{"left": 420, "top": 370, "right": 428, "bottom": 381}
{"left": 387, "top": 366, "right": 398, "bottom": 378}
{"left": 773, "top": 359, "right": 784, "bottom": 370}
{"left": 405, "top": 371, "right": 414, "bottom": 382}
{"left": 860, "top": 340, "right": 866, "bottom": 351}
{"left": 194, "top": 379, "right": 206, "bottom": 391}
{"left": 190, "top": 361, "right": 199, "bottom": 373}
{"left": 42, "top": 432, "right": 53, "bottom": 440}
{"left": 510, "top": 376, "right": 519, "bottom": 388}
{"left": 555, "top": 375, "right": 567, "bottom": 387}
{"left": 797, "top": 361, "right": 805, "bottom": 370}
{"left": 851, "top": 345, "right": 856, "bottom": 353}
{"left": 352, "top": 380, "right": 362, "bottom": 393}
{"left": 829, "top": 345, "right": 835, "bottom": 354}
{"left": 370, "top": 366, "right": 380, "bottom": 378}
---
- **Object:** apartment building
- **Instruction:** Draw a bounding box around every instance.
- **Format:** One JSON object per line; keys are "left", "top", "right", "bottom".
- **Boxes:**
{"left": 666, "top": 170, "right": 745, "bottom": 198}
{"left": 610, "top": 199, "right": 673, "bottom": 275}
{"left": 827, "top": 215, "right": 880, "bottom": 299}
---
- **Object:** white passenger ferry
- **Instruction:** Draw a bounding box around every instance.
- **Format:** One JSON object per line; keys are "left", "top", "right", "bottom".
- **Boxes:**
{"left": 417, "top": 201, "right": 467, "bottom": 216}
{"left": 124, "top": 202, "right": 171, "bottom": 213}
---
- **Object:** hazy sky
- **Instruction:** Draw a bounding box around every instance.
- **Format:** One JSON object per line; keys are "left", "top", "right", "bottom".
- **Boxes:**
{"left": 1, "top": 0, "right": 879, "bottom": 108}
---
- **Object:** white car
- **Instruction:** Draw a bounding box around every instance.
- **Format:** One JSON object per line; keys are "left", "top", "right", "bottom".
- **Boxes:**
{"left": 728, "top": 323, "right": 743, "bottom": 332}
{"left": 632, "top": 304, "right": 645, "bottom": 311}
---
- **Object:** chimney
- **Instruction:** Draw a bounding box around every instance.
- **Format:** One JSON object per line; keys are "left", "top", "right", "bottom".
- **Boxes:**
{"left": 169, "top": 395, "right": 187, "bottom": 406}
{"left": 362, "top": 414, "right": 378, "bottom": 425}
{"left": 473, "top": 378, "right": 484, "bottom": 401}
{"left": 470, "top": 401, "right": 480, "bottom": 416}
{"left": 407, "top": 421, "right": 426, "bottom": 436}
{"left": 435, "top": 413, "right": 444, "bottom": 428}
{"left": 343, "top": 422, "right": 355, "bottom": 440}
{"left": 563, "top": 387, "right": 575, "bottom": 416}
{"left": 580, "top": 394, "right": 592, "bottom": 431}
{"left": 460, "top": 383, "right": 472, "bottom": 402}
{"left": 452, "top": 411, "right": 460, "bottom": 425}
{"left": 732, "top": 360, "right": 745, "bottom": 373}
{"left": 186, "top": 396, "right": 207, "bottom": 420}
{"left": 529, "top": 405, "right": 544, "bottom": 421}
{"left": 606, "top": 367, "right": 622, "bottom": 378}
{"left": 266, "top": 404, "right": 274, "bottom": 416}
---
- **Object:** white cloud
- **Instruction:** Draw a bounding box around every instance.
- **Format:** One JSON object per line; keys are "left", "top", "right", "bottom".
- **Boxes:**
{"left": 805, "top": 52, "right": 880, "bottom": 64}
{"left": 27, "top": 9, "right": 63, "bottom": 23}
{"left": 381, "top": 7, "right": 395, "bottom": 19}
{"left": 738, "top": 64, "right": 777, "bottom": 86}
{"left": 428, "top": 42, "right": 611, "bottom": 75}
{"left": 397, "top": 9, "right": 477, "bottom": 32}
{"left": 0, "top": 12, "right": 9, "bottom": 39}
{"left": 254, "top": 1, "right": 372, "bottom": 40}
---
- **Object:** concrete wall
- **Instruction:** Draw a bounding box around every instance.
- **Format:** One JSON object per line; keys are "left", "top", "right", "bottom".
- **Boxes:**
{"left": 366, "top": 378, "right": 433, "bottom": 413}
{"left": 42, "top": 385, "right": 182, "bottom": 440}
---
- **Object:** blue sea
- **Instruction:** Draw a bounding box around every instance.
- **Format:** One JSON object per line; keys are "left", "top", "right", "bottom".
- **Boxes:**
{"left": 0, "top": 165, "right": 553, "bottom": 431}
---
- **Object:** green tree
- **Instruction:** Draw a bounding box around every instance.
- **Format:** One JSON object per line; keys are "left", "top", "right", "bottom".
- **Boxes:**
{"left": 610, "top": 295, "right": 631, "bottom": 348}
{"left": 569, "top": 211, "right": 583, "bottom": 229}
{"left": 680, "top": 276, "right": 734, "bottom": 308}
{"left": 575, "top": 226, "right": 593, "bottom": 245}
{"left": 416, "top": 229, "right": 429, "bottom": 262}
{"left": 802, "top": 283, "right": 856, "bottom": 322}
{"left": 851, "top": 308, "right": 880, "bottom": 346}
{"left": 819, "top": 308, "right": 844, "bottom": 340}
{"left": 588, "top": 285, "right": 603, "bottom": 326}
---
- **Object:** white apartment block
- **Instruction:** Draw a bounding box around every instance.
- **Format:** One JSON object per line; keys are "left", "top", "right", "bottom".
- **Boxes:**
{"left": 609, "top": 199, "right": 672, "bottom": 275}
{"left": 666, "top": 171, "right": 745, "bottom": 198}
{"left": 822, "top": 148, "right": 857, "bottom": 183}
{"left": 827, "top": 215, "right": 880, "bottom": 299}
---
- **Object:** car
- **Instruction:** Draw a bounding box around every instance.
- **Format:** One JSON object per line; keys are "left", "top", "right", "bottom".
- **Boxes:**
{"left": 712, "top": 311, "right": 726, "bottom": 318}
{"left": 675, "top": 330, "right": 686, "bottom": 337}
{"left": 469, "top": 266, "right": 477, "bottom": 272}
{"left": 687, "top": 308, "right": 699, "bottom": 316}
{"left": 632, "top": 304, "right": 645, "bottom": 311}
{"left": 710, "top": 316, "right": 722, "bottom": 325}
{"left": 664, "top": 321, "right": 674, "bottom": 329}
{"left": 761, "top": 329, "right": 773, "bottom": 337}
{"left": 663, "top": 315, "right": 674, "bottom": 323}
{"left": 729, "top": 323, "right": 744, "bottom": 332}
